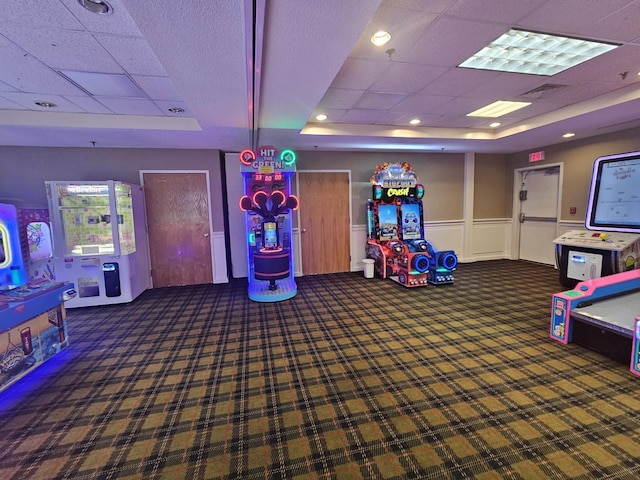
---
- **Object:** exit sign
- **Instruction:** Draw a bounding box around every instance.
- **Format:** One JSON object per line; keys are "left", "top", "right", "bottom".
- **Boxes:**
{"left": 529, "top": 150, "right": 545, "bottom": 163}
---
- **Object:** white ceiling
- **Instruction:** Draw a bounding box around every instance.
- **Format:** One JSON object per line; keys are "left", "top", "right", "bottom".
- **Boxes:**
{"left": 2, "top": 0, "right": 640, "bottom": 154}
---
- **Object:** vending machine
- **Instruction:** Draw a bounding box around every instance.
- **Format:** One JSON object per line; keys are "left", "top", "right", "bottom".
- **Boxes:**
{"left": 45, "top": 181, "right": 150, "bottom": 308}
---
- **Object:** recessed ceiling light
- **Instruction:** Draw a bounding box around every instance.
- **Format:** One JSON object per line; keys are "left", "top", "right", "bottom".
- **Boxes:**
{"left": 409, "top": 118, "right": 421, "bottom": 125}
{"left": 34, "top": 101, "right": 57, "bottom": 108}
{"left": 562, "top": 132, "right": 576, "bottom": 138}
{"left": 168, "top": 107, "right": 185, "bottom": 114}
{"left": 489, "top": 122, "right": 501, "bottom": 128}
{"left": 459, "top": 29, "right": 619, "bottom": 76}
{"left": 315, "top": 114, "right": 328, "bottom": 121}
{"left": 467, "top": 100, "right": 531, "bottom": 118}
{"left": 371, "top": 31, "right": 391, "bottom": 47}
{"left": 77, "top": 0, "right": 112, "bottom": 15}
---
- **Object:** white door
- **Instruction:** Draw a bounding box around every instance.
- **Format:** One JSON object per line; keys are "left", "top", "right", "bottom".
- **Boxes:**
{"left": 517, "top": 166, "right": 560, "bottom": 265}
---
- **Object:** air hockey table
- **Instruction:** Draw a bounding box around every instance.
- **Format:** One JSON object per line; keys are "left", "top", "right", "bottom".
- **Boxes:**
{"left": 550, "top": 268, "right": 640, "bottom": 376}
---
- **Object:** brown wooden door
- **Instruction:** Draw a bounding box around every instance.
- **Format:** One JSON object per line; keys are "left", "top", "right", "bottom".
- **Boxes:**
{"left": 298, "top": 172, "right": 350, "bottom": 274}
{"left": 142, "top": 172, "right": 213, "bottom": 287}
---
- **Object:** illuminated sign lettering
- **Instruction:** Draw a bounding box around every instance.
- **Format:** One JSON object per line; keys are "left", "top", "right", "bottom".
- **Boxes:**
{"left": 252, "top": 160, "right": 284, "bottom": 173}
{"left": 387, "top": 187, "right": 410, "bottom": 197}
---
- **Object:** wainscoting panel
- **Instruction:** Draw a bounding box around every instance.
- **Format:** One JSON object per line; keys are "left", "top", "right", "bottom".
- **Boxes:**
{"left": 472, "top": 219, "right": 511, "bottom": 261}
{"left": 212, "top": 231, "right": 228, "bottom": 284}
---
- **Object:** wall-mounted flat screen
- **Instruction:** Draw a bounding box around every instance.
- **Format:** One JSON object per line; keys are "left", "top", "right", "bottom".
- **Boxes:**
{"left": 585, "top": 151, "right": 640, "bottom": 233}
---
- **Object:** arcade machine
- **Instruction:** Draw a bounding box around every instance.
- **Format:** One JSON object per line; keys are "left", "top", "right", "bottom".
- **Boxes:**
{"left": 238, "top": 147, "right": 299, "bottom": 302}
{"left": 365, "top": 162, "right": 458, "bottom": 287}
{"left": 18, "top": 207, "right": 55, "bottom": 283}
{"left": 550, "top": 151, "right": 640, "bottom": 376}
{"left": 0, "top": 203, "right": 75, "bottom": 393}
{"left": 45, "top": 181, "right": 149, "bottom": 308}
{"left": 553, "top": 229, "right": 639, "bottom": 288}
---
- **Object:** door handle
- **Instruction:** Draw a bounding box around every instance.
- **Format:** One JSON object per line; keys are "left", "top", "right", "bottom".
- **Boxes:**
{"left": 301, "top": 228, "right": 307, "bottom": 233}
{"left": 203, "top": 233, "right": 209, "bottom": 237}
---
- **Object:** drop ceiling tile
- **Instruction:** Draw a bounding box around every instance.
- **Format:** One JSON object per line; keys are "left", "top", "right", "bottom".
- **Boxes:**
{"left": 1, "top": 0, "right": 83, "bottom": 29}
{"left": 1, "top": 25, "right": 122, "bottom": 72}
{"left": 354, "top": 92, "right": 408, "bottom": 110}
{"left": 0, "top": 94, "right": 27, "bottom": 110}
{"left": 464, "top": 73, "right": 546, "bottom": 100}
{"left": 95, "top": 97, "right": 164, "bottom": 115}
{"left": 383, "top": 0, "right": 454, "bottom": 13}
{"left": 0, "top": 92, "right": 87, "bottom": 112}
{"left": 65, "top": 95, "right": 114, "bottom": 114}
{"left": 518, "top": 0, "right": 635, "bottom": 36}
{"left": 339, "top": 109, "right": 396, "bottom": 124}
{"left": 94, "top": 34, "right": 167, "bottom": 76}
{"left": 542, "top": 82, "right": 627, "bottom": 107}
{"left": 391, "top": 94, "right": 454, "bottom": 114}
{"left": 59, "top": 0, "right": 144, "bottom": 36}
{"left": 419, "top": 67, "right": 498, "bottom": 97}
{"left": 388, "top": 112, "right": 442, "bottom": 126}
{"left": 369, "top": 62, "right": 448, "bottom": 94}
{"left": 444, "top": 0, "right": 547, "bottom": 24}
{"left": 0, "top": 80, "right": 18, "bottom": 93}
{"left": 0, "top": 41, "right": 86, "bottom": 95}
{"left": 402, "top": 17, "right": 506, "bottom": 67}
{"left": 583, "top": 2, "right": 640, "bottom": 42}
{"left": 132, "top": 75, "right": 181, "bottom": 101}
{"left": 331, "top": 58, "right": 392, "bottom": 90}
{"left": 437, "top": 96, "right": 496, "bottom": 117}
{"left": 317, "top": 88, "right": 364, "bottom": 109}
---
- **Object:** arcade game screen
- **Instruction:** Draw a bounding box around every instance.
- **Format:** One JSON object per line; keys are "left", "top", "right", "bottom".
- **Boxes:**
{"left": 378, "top": 204, "right": 398, "bottom": 240}
{"left": 587, "top": 153, "right": 640, "bottom": 232}
{"left": 401, "top": 204, "right": 421, "bottom": 240}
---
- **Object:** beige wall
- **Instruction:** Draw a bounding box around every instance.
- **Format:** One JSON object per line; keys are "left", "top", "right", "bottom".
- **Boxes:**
{"left": 4, "top": 125, "right": 640, "bottom": 236}
{"left": 296, "top": 150, "right": 465, "bottom": 224}
{"left": 508, "top": 127, "right": 640, "bottom": 222}
{"left": 0, "top": 146, "right": 225, "bottom": 230}
{"left": 474, "top": 153, "right": 510, "bottom": 219}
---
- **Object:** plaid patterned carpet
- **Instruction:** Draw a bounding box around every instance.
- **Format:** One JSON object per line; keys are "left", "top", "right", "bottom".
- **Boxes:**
{"left": 1, "top": 260, "right": 639, "bottom": 480}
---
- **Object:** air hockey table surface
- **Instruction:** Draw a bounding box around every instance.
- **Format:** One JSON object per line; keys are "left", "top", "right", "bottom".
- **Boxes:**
{"left": 571, "top": 290, "right": 640, "bottom": 338}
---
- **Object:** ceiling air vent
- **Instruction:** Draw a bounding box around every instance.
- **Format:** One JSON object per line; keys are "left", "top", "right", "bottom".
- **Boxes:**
{"left": 519, "top": 83, "right": 566, "bottom": 99}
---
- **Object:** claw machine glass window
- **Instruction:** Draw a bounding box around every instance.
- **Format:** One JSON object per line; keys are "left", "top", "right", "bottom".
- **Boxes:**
{"left": 47, "top": 182, "right": 137, "bottom": 257}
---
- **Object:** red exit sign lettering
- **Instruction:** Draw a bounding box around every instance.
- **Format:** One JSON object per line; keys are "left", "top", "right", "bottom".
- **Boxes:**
{"left": 529, "top": 150, "right": 545, "bottom": 163}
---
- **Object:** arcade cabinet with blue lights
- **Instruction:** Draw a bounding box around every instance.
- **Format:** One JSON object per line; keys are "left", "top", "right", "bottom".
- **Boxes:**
{"left": 365, "top": 162, "right": 458, "bottom": 287}
{"left": 550, "top": 150, "right": 640, "bottom": 376}
{"left": 0, "top": 203, "right": 75, "bottom": 393}
{"left": 239, "top": 146, "right": 299, "bottom": 302}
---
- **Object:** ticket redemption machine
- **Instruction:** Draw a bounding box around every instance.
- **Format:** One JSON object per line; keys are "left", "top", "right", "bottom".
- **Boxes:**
{"left": 0, "top": 203, "right": 75, "bottom": 393}
{"left": 45, "top": 181, "right": 149, "bottom": 308}
{"left": 550, "top": 151, "right": 640, "bottom": 376}
{"left": 239, "top": 147, "right": 299, "bottom": 302}
{"left": 365, "top": 162, "right": 458, "bottom": 287}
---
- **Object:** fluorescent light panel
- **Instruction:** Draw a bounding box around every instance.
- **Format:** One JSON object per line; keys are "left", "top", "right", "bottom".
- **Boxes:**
{"left": 58, "top": 70, "right": 146, "bottom": 98}
{"left": 459, "top": 29, "right": 619, "bottom": 76}
{"left": 467, "top": 100, "right": 531, "bottom": 118}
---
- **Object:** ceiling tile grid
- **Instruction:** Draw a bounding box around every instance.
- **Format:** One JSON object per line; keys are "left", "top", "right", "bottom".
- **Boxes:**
{"left": 2, "top": 0, "right": 640, "bottom": 152}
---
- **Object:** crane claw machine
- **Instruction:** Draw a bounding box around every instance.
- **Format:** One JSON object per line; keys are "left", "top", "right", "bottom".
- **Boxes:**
{"left": 45, "top": 181, "right": 150, "bottom": 308}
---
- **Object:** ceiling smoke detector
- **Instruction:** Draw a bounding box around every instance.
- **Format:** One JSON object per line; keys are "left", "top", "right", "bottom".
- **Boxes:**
{"left": 77, "top": 0, "right": 112, "bottom": 15}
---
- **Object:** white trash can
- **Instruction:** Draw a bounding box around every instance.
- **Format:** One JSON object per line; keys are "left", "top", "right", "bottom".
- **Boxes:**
{"left": 363, "top": 258, "right": 375, "bottom": 278}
